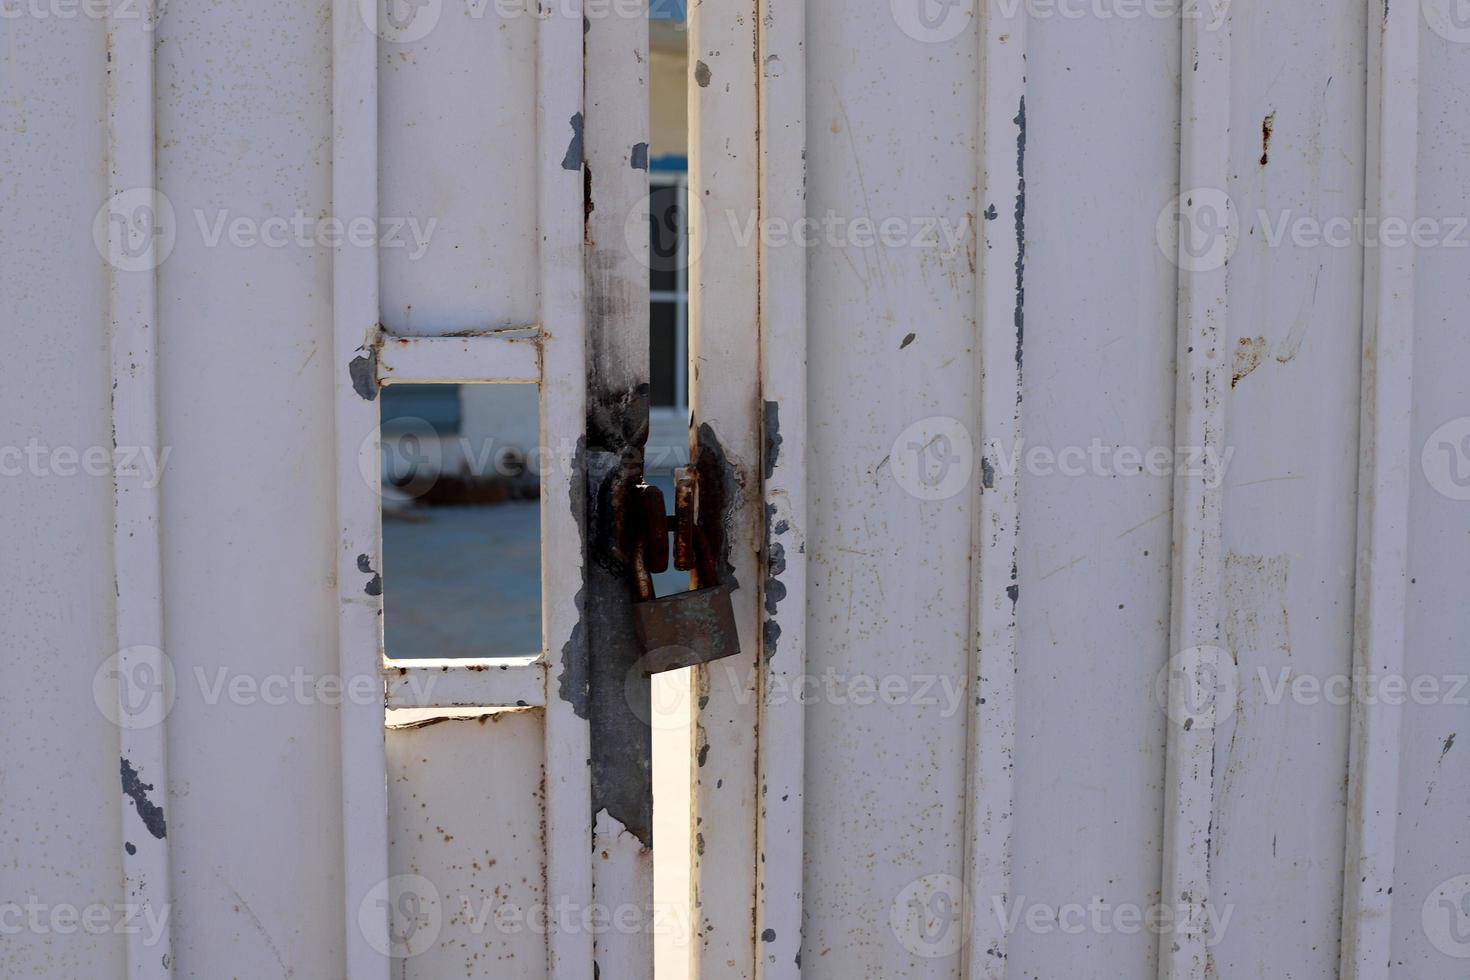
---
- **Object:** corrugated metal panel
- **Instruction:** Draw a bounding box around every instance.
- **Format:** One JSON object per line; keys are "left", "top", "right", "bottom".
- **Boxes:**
{"left": 3, "top": 2, "right": 1467, "bottom": 978}
{"left": 155, "top": 0, "right": 345, "bottom": 974}
{"left": 0, "top": 12, "right": 123, "bottom": 978}
{"left": 1387, "top": 11, "right": 1470, "bottom": 978}
{"left": 803, "top": 4, "right": 979, "bottom": 976}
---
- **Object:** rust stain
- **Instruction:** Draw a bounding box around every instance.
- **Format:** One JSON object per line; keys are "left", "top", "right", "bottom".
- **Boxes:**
{"left": 1232, "top": 336, "right": 1268, "bottom": 388}
{"left": 1224, "top": 553, "right": 1291, "bottom": 657}
{"left": 389, "top": 712, "right": 512, "bottom": 731}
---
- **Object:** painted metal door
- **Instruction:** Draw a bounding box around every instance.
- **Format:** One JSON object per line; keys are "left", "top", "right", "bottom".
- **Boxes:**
{"left": 10, "top": 1, "right": 1470, "bottom": 978}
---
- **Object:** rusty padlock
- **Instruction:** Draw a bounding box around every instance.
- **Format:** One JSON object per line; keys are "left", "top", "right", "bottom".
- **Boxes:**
{"left": 628, "top": 468, "right": 741, "bottom": 675}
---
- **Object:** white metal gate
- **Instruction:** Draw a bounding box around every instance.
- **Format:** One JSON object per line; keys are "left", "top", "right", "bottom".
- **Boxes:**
{"left": 4, "top": 0, "right": 1470, "bottom": 978}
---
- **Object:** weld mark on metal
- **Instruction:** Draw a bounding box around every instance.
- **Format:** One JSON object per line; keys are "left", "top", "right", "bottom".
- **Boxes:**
{"left": 587, "top": 383, "right": 651, "bottom": 454}
{"left": 695, "top": 423, "right": 739, "bottom": 586}
{"left": 120, "top": 757, "right": 167, "bottom": 840}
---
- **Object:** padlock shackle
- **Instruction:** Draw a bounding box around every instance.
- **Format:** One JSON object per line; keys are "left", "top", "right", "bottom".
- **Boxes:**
{"left": 631, "top": 540, "right": 656, "bottom": 603}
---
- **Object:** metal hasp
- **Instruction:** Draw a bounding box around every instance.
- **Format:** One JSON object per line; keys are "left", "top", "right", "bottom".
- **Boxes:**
{"left": 626, "top": 464, "right": 742, "bottom": 674}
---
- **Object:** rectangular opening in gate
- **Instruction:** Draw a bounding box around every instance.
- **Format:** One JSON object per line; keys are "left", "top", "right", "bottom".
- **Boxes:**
{"left": 649, "top": 11, "right": 695, "bottom": 980}
{"left": 378, "top": 383, "right": 543, "bottom": 659}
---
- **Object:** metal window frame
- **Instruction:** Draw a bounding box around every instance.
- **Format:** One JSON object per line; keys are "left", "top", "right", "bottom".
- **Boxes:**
{"left": 649, "top": 170, "right": 690, "bottom": 416}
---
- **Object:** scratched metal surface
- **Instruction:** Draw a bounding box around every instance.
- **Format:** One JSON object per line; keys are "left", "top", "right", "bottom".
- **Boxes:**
{"left": 1389, "top": 15, "right": 1470, "bottom": 977}
{"left": 153, "top": 0, "right": 347, "bottom": 974}
{"left": 803, "top": 3, "right": 979, "bottom": 976}
{"left": 1206, "top": 1, "right": 1368, "bottom": 974}
{"left": 1009, "top": 5, "right": 1178, "bottom": 976}
{"left": 377, "top": 0, "right": 540, "bottom": 335}
{"left": 386, "top": 710, "right": 549, "bottom": 977}
{"left": 3, "top": 1, "right": 1469, "bottom": 978}
{"left": 0, "top": 11, "right": 123, "bottom": 979}
{"left": 798, "top": 3, "right": 1469, "bottom": 979}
